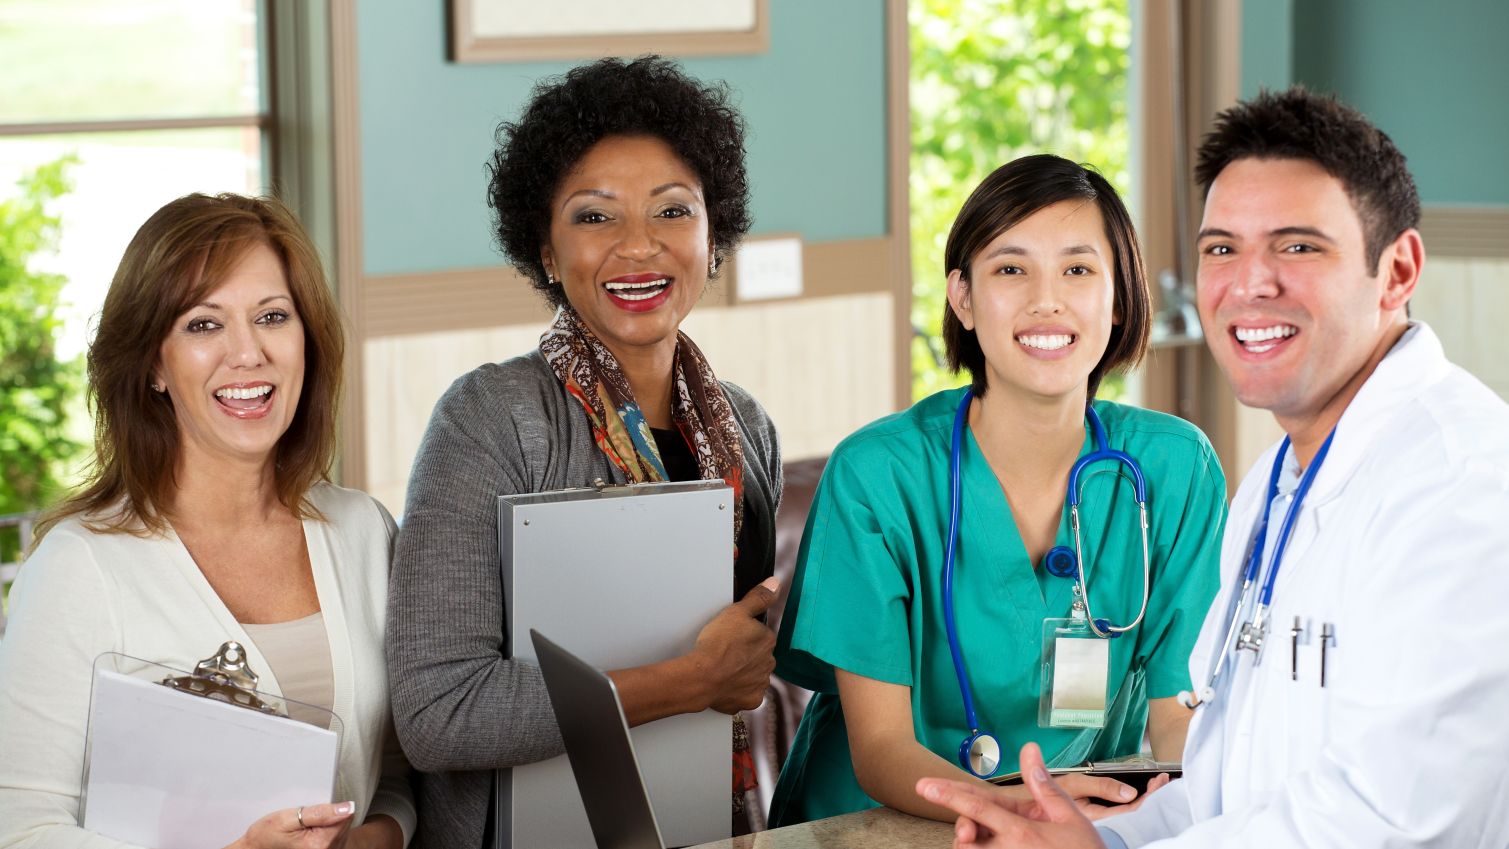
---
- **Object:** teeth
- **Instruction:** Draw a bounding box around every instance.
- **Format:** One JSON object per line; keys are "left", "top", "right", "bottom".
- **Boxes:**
{"left": 1017, "top": 334, "right": 1074, "bottom": 351}
{"left": 611, "top": 288, "right": 663, "bottom": 302}
{"left": 604, "top": 278, "right": 669, "bottom": 295}
{"left": 1234, "top": 325, "right": 1298, "bottom": 343}
{"left": 215, "top": 385, "right": 272, "bottom": 400}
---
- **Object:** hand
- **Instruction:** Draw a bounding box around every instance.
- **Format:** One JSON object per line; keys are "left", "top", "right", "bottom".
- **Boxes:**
{"left": 916, "top": 743, "right": 1107, "bottom": 849}
{"left": 1082, "top": 771, "right": 1171, "bottom": 819}
{"left": 690, "top": 576, "right": 779, "bottom": 713}
{"left": 951, "top": 771, "right": 1137, "bottom": 823}
{"left": 1056, "top": 772, "right": 1143, "bottom": 820}
{"left": 229, "top": 801, "right": 356, "bottom": 849}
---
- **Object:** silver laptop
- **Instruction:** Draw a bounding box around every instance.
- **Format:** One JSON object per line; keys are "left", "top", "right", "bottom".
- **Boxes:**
{"left": 531, "top": 629, "right": 669, "bottom": 849}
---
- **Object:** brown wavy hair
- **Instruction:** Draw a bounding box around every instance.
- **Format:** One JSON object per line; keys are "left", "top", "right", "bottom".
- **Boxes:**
{"left": 34, "top": 193, "right": 344, "bottom": 543}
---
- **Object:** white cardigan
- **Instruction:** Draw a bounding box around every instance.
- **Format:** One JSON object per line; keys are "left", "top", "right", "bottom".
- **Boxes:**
{"left": 0, "top": 483, "right": 415, "bottom": 848}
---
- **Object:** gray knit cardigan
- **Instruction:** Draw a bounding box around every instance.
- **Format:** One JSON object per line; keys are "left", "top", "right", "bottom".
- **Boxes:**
{"left": 385, "top": 350, "right": 782, "bottom": 849}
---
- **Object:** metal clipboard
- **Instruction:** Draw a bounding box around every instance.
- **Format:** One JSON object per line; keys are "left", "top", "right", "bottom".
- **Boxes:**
{"left": 493, "top": 480, "right": 733, "bottom": 849}
{"left": 80, "top": 642, "right": 343, "bottom": 849}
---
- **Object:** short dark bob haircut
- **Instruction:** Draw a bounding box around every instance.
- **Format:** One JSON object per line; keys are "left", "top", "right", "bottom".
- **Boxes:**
{"left": 942, "top": 154, "right": 1151, "bottom": 400}
{"left": 1195, "top": 86, "right": 1420, "bottom": 274}
{"left": 487, "top": 55, "right": 752, "bottom": 306}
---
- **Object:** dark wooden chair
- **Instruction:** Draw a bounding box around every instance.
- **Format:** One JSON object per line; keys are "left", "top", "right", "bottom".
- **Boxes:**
{"left": 745, "top": 456, "right": 826, "bottom": 828}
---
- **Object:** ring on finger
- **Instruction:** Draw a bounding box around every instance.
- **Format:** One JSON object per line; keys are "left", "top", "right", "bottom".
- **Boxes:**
{"left": 297, "top": 807, "right": 306, "bottom": 828}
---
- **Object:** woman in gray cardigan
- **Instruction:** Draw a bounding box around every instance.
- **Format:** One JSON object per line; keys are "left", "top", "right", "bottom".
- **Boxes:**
{"left": 385, "top": 56, "right": 783, "bottom": 847}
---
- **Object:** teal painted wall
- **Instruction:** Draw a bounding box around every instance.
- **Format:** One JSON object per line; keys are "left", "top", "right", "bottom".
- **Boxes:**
{"left": 1239, "top": 0, "right": 1292, "bottom": 97}
{"left": 356, "top": 2, "right": 888, "bottom": 276}
{"left": 1243, "top": 0, "right": 1509, "bottom": 205}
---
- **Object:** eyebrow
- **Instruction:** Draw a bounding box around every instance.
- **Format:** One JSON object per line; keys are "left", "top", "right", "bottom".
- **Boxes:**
{"left": 561, "top": 188, "right": 614, "bottom": 209}
{"left": 1197, "top": 225, "right": 1337, "bottom": 244}
{"left": 1271, "top": 226, "right": 1336, "bottom": 243}
{"left": 558, "top": 180, "right": 697, "bottom": 209}
{"left": 651, "top": 181, "right": 695, "bottom": 196}
{"left": 560, "top": 182, "right": 697, "bottom": 210}
{"left": 194, "top": 295, "right": 292, "bottom": 309}
{"left": 982, "top": 243, "right": 1100, "bottom": 259}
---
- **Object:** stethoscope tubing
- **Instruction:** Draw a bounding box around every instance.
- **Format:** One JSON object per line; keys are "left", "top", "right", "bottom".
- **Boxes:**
{"left": 944, "top": 390, "right": 983, "bottom": 733}
{"left": 944, "top": 389, "right": 1152, "bottom": 741}
{"left": 1186, "top": 428, "right": 1338, "bottom": 708}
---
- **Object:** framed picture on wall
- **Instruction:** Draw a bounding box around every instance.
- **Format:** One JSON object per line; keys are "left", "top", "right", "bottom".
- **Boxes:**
{"left": 448, "top": 0, "right": 769, "bottom": 63}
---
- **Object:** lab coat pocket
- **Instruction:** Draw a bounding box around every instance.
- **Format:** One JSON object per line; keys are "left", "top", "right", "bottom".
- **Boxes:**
{"left": 1283, "top": 617, "right": 1333, "bottom": 769}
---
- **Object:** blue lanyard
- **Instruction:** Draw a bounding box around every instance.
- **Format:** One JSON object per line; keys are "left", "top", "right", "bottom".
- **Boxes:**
{"left": 1181, "top": 426, "right": 1340, "bottom": 706}
{"left": 1246, "top": 428, "right": 1337, "bottom": 608}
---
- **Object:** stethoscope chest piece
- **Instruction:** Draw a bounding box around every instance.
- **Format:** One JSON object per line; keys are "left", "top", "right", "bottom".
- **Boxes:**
{"left": 959, "top": 730, "right": 1001, "bottom": 778}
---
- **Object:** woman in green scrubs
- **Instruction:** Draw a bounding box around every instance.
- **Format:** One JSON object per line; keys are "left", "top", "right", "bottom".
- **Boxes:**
{"left": 770, "top": 155, "right": 1226, "bottom": 825}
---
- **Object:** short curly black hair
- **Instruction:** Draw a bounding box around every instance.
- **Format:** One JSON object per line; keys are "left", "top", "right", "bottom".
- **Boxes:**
{"left": 486, "top": 55, "right": 752, "bottom": 305}
{"left": 1195, "top": 86, "right": 1420, "bottom": 274}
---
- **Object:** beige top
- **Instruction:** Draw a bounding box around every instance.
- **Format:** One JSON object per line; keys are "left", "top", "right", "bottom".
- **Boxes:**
{"left": 241, "top": 611, "right": 336, "bottom": 728}
{"left": 0, "top": 483, "right": 415, "bottom": 847}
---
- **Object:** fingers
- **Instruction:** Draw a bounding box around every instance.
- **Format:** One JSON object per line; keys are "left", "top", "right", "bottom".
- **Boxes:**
{"left": 1102, "top": 773, "right": 1172, "bottom": 816}
{"left": 734, "top": 575, "right": 781, "bottom": 616}
{"left": 1079, "top": 802, "right": 1121, "bottom": 822}
{"left": 1059, "top": 772, "right": 1137, "bottom": 804}
{"left": 917, "top": 778, "right": 1022, "bottom": 836}
{"left": 291, "top": 801, "right": 356, "bottom": 830}
{"left": 954, "top": 814, "right": 981, "bottom": 846}
{"left": 1019, "top": 743, "right": 1084, "bottom": 824}
{"left": 923, "top": 776, "right": 1027, "bottom": 813}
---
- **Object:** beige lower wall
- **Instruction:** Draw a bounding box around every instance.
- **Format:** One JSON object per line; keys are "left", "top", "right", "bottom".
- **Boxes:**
{"left": 362, "top": 292, "right": 895, "bottom": 517}
{"left": 1413, "top": 255, "right": 1509, "bottom": 401}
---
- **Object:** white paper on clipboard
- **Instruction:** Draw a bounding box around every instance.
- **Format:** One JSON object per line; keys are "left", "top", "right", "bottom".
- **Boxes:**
{"left": 81, "top": 652, "right": 340, "bottom": 849}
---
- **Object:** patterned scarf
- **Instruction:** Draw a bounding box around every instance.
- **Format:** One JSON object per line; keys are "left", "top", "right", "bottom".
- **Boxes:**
{"left": 539, "top": 304, "right": 746, "bottom": 542}
{"left": 539, "top": 304, "right": 759, "bottom": 806}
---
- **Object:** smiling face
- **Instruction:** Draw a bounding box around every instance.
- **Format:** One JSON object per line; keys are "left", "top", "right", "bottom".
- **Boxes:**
{"left": 155, "top": 242, "right": 305, "bottom": 468}
{"left": 540, "top": 134, "right": 712, "bottom": 364}
{"left": 947, "top": 199, "right": 1117, "bottom": 403}
{"left": 1196, "top": 157, "right": 1414, "bottom": 435}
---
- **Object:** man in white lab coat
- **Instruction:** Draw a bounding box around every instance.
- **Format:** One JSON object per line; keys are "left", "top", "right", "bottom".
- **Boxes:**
{"left": 915, "top": 87, "right": 1509, "bottom": 847}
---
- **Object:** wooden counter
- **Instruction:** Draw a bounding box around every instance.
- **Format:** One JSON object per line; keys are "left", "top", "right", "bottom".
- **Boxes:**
{"left": 691, "top": 807, "right": 953, "bottom": 849}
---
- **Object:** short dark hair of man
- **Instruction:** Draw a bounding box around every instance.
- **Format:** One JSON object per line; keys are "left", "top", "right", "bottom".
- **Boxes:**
{"left": 487, "top": 55, "right": 752, "bottom": 306}
{"left": 942, "top": 153, "right": 1151, "bottom": 400}
{"left": 1194, "top": 86, "right": 1421, "bottom": 274}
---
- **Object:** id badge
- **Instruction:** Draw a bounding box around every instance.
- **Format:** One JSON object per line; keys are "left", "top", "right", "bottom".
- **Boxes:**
{"left": 1039, "top": 617, "right": 1109, "bottom": 729}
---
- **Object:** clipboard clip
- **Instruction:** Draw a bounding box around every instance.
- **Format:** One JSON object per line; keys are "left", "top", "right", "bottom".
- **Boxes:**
{"left": 160, "top": 641, "right": 282, "bottom": 716}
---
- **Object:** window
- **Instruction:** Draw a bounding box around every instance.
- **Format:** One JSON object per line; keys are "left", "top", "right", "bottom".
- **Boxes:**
{"left": 0, "top": 0, "right": 276, "bottom": 614}
{"left": 0, "top": 0, "right": 272, "bottom": 363}
{"left": 907, "top": 0, "right": 1134, "bottom": 402}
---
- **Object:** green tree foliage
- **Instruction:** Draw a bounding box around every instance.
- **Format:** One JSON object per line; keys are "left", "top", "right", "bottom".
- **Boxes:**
{"left": 1, "top": 157, "right": 83, "bottom": 561}
{"left": 910, "top": 0, "right": 1131, "bottom": 400}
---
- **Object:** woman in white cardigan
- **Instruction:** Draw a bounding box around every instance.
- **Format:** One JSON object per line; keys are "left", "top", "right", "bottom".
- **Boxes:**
{"left": 0, "top": 194, "right": 414, "bottom": 849}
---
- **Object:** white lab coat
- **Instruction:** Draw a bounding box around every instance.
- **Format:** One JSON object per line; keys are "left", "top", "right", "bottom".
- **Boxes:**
{"left": 1102, "top": 323, "right": 1509, "bottom": 847}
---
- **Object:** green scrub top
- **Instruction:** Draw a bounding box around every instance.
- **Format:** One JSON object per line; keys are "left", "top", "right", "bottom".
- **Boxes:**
{"left": 769, "top": 387, "right": 1226, "bottom": 827}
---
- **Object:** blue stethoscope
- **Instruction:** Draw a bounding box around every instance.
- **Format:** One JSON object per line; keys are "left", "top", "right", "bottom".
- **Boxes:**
{"left": 944, "top": 389, "right": 1153, "bottom": 777}
{"left": 1177, "top": 428, "right": 1336, "bottom": 709}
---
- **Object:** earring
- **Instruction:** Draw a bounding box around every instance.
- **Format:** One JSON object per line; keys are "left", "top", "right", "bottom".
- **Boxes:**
{"left": 152, "top": 382, "right": 165, "bottom": 393}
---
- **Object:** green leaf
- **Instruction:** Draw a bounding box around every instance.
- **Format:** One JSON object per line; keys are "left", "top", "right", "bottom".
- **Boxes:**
{"left": 0, "top": 156, "right": 84, "bottom": 514}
